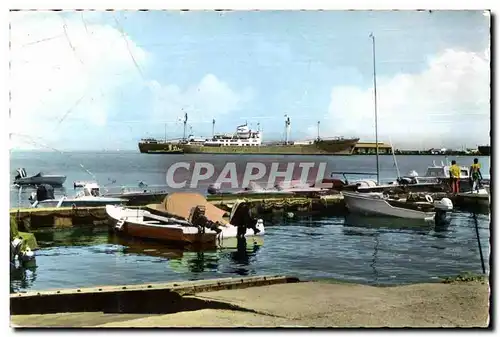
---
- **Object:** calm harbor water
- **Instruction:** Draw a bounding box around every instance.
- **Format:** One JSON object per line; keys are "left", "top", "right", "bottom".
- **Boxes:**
{"left": 10, "top": 152, "right": 491, "bottom": 292}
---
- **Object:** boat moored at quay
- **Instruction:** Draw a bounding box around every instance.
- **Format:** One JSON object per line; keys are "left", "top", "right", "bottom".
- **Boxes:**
{"left": 138, "top": 115, "right": 360, "bottom": 155}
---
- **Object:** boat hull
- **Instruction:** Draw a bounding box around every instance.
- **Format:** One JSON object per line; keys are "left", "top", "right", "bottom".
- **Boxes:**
{"left": 121, "top": 220, "right": 217, "bottom": 245}
{"left": 138, "top": 138, "right": 360, "bottom": 155}
{"left": 106, "top": 205, "right": 265, "bottom": 245}
{"left": 14, "top": 175, "right": 67, "bottom": 187}
{"left": 342, "top": 191, "right": 435, "bottom": 220}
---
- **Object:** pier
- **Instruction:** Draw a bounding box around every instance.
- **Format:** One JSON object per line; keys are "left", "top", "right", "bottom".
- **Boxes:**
{"left": 10, "top": 275, "right": 489, "bottom": 327}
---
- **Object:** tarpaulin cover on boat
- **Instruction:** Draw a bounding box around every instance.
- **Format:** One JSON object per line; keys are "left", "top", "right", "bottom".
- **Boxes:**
{"left": 146, "top": 192, "right": 229, "bottom": 225}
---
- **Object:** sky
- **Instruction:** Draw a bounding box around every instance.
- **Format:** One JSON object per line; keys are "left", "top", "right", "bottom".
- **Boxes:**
{"left": 9, "top": 10, "right": 491, "bottom": 151}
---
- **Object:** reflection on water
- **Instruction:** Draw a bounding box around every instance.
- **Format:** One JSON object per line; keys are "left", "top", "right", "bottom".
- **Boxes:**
{"left": 35, "top": 228, "right": 110, "bottom": 247}
{"left": 470, "top": 212, "right": 487, "bottom": 275}
{"left": 371, "top": 233, "right": 380, "bottom": 283}
{"left": 10, "top": 264, "right": 37, "bottom": 293}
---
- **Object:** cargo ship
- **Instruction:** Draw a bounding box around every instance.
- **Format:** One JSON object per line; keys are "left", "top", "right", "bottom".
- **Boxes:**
{"left": 138, "top": 115, "right": 359, "bottom": 155}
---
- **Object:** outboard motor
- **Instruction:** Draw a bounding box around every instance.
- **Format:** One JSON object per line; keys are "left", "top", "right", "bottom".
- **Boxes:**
{"left": 15, "top": 168, "right": 27, "bottom": 181}
{"left": 189, "top": 205, "right": 222, "bottom": 234}
{"left": 433, "top": 197, "right": 453, "bottom": 224}
{"left": 36, "top": 184, "right": 55, "bottom": 202}
{"left": 230, "top": 202, "right": 261, "bottom": 238}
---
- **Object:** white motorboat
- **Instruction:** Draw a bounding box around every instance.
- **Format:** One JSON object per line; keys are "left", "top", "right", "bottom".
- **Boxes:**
{"left": 408, "top": 160, "right": 470, "bottom": 184}
{"left": 14, "top": 168, "right": 66, "bottom": 187}
{"left": 410, "top": 160, "right": 490, "bottom": 185}
{"left": 342, "top": 191, "right": 454, "bottom": 222}
{"left": 30, "top": 183, "right": 126, "bottom": 208}
{"left": 106, "top": 192, "right": 264, "bottom": 246}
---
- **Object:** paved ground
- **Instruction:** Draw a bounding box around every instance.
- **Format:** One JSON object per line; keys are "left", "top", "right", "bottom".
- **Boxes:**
{"left": 11, "top": 280, "right": 490, "bottom": 328}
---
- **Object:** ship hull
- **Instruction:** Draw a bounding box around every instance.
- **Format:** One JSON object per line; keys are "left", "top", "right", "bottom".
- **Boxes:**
{"left": 138, "top": 138, "right": 360, "bottom": 155}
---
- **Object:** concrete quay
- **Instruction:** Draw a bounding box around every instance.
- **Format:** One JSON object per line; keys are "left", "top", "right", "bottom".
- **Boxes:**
{"left": 10, "top": 276, "right": 489, "bottom": 328}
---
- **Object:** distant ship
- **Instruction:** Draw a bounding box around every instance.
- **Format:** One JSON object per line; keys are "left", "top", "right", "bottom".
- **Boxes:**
{"left": 138, "top": 115, "right": 360, "bottom": 155}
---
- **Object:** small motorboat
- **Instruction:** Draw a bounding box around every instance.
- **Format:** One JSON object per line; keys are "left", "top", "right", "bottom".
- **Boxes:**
{"left": 101, "top": 181, "right": 169, "bottom": 206}
{"left": 106, "top": 192, "right": 265, "bottom": 246}
{"left": 342, "top": 191, "right": 454, "bottom": 222}
{"left": 408, "top": 160, "right": 490, "bottom": 192}
{"left": 30, "top": 183, "right": 126, "bottom": 208}
{"left": 14, "top": 168, "right": 66, "bottom": 187}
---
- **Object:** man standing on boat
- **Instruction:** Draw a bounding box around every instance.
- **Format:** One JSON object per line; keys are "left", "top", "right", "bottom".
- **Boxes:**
{"left": 449, "top": 160, "right": 461, "bottom": 194}
{"left": 469, "top": 158, "right": 483, "bottom": 192}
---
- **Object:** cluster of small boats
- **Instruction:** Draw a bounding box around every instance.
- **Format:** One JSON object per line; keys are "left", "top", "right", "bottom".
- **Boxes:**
{"left": 16, "top": 173, "right": 266, "bottom": 247}
{"left": 335, "top": 160, "right": 490, "bottom": 223}
{"left": 13, "top": 158, "right": 490, "bottom": 247}
{"left": 207, "top": 159, "right": 490, "bottom": 223}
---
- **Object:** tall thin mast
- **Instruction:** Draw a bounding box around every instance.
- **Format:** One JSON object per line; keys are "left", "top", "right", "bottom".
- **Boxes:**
{"left": 284, "top": 115, "right": 291, "bottom": 145}
{"left": 317, "top": 121, "right": 320, "bottom": 141}
{"left": 183, "top": 112, "right": 188, "bottom": 141}
{"left": 212, "top": 119, "right": 215, "bottom": 138}
{"left": 370, "top": 32, "right": 380, "bottom": 185}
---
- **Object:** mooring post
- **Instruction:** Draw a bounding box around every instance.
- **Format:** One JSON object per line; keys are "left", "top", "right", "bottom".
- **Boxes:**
{"left": 472, "top": 212, "right": 486, "bottom": 274}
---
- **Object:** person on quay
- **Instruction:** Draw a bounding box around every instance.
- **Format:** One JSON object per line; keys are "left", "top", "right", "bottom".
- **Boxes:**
{"left": 469, "top": 158, "right": 483, "bottom": 192}
{"left": 449, "top": 160, "right": 461, "bottom": 194}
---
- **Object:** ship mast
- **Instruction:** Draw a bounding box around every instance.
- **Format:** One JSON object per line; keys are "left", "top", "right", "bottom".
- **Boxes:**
{"left": 370, "top": 32, "right": 380, "bottom": 185}
{"left": 317, "top": 121, "right": 320, "bottom": 141}
{"left": 183, "top": 112, "right": 188, "bottom": 141}
{"left": 284, "top": 115, "right": 291, "bottom": 145}
{"left": 212, "top": 119, "right": 215, "bottom": 138}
